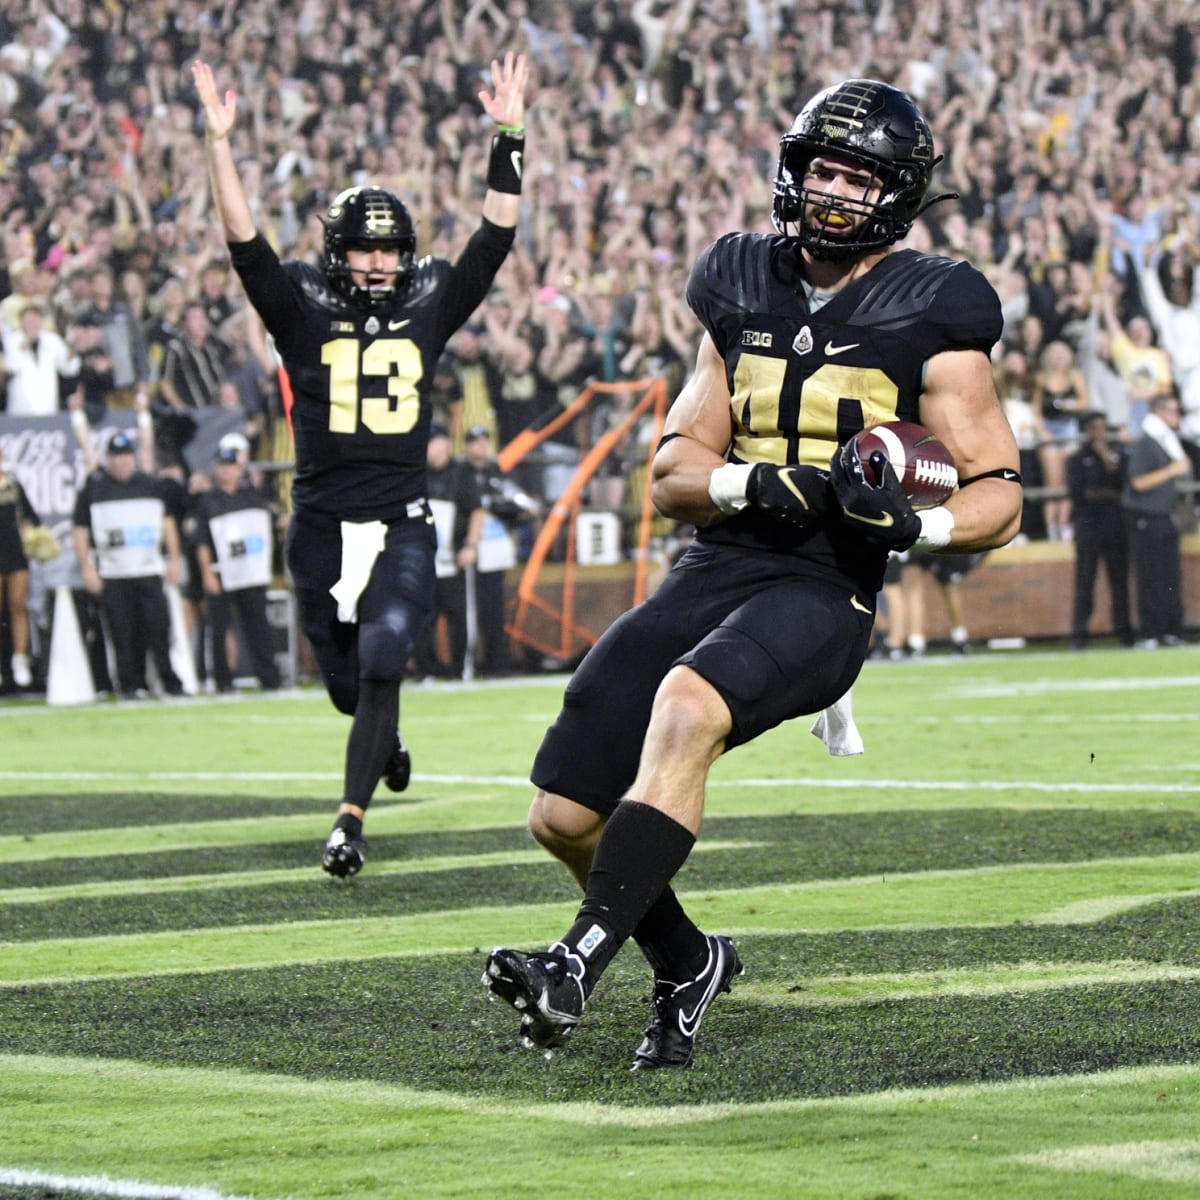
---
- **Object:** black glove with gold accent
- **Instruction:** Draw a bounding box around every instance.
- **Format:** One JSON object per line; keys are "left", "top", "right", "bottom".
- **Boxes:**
{"left": 829, "top": 440, "right": 921, "bottom": 550}
{"left": 745, "top": 463, "right": 832, "bottom": 530}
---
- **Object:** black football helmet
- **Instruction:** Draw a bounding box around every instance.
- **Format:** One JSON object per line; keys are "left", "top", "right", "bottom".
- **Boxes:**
{"left": 322, "top": 186, "right": 416, "bottom": 308}
{"left": 772, "top": 79, "right": 951, "bottom": 263}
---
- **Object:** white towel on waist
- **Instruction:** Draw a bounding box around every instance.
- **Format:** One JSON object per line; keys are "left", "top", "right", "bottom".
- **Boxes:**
{"left": 329, "top": 520, "right": 387, "bottom": 623}
{"left": 810, "top": 687, "right": 865, "bottom": 756}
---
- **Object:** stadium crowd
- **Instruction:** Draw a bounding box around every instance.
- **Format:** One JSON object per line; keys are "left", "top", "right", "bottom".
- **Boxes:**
{"left": 0, "top": 0, "right": 1197, "bottom": 683}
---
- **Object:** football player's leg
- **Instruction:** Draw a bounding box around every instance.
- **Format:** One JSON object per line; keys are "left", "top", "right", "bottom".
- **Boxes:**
{"left": 286, "top": 517, "right": 359, "bottom": 714}
{"left": 341, "top": 531, "right": 435, "bottom": 811}
{"left": 490, "top": 567, "right": 731, "bottom": 1033}
{"left": 548, "top": 665, "right": 730, "bottom": 992}
{"left": 618, "top": 579, "right": 872, "bottom": 1067}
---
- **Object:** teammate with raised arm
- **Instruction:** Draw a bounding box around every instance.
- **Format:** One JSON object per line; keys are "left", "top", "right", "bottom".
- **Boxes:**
{"left": 484, "top": 79, "right": 1022, "bottom": 1068}
{"left": 193, "top": 54, "right": 529, "bottom": 876}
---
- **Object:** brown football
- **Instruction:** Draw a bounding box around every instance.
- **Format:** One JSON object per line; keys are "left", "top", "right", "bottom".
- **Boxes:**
{"left": 853, "top": 421, "right": 958, "bottom": 509}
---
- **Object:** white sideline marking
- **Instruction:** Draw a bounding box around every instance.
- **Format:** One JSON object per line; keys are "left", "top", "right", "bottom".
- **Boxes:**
{"left": 0, "top": 1169, "right": 256, "bottom": 1200}
{"left": 954, "top": 673, "right": 1200, "bottom": 698}
{"left": 1014, "top": 1140, "right": 1200, "bottom": 1185}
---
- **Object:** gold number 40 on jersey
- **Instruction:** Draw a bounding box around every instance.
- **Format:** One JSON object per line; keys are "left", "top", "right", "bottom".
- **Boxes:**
{"left": 323, "top": 338, "right": 422, "bottom": 434}
{"left": 733, "top": 356, "right": 900, "bottom": 467}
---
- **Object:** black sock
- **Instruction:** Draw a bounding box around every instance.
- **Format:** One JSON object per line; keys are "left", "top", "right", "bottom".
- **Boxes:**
{"left": 333, "top": 813, "right": 363, "bottom": 840}
{"left": 343, "top": 678, "right": 399, "bottom": 813}
{"left": 632, "top": 887, "right": 711, "bottom": 983}
{"left": 561, "top": 802, "right": 696, "bottom": 995}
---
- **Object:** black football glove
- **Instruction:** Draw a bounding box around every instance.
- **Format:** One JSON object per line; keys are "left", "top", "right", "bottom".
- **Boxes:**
{"left": 745, "top": 463, "right": 832, "bottom": 530}
{"left": 829, "top": 440, "right": 921, "bottom": 550}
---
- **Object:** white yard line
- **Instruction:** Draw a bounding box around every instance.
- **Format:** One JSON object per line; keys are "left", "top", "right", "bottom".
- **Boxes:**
{"left": 0, "top": 1169, "right": 256, "bottom": 1200}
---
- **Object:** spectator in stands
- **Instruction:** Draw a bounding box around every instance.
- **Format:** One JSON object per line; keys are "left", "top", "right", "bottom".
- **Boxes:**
{"left": 63, "top": 314, "right": 115, "bottom": 424}
{"left": 76, "top": 266, "right": 150, "bottom": 412}
{"left": 1077, "top": 291, "right": 1133, "bottom": 434}
{"left": 143, "top": 278, "right": 188, "bottom": 389}
{"left": 1067, "top": 411, "right": 1134, "bottom": 650}
{"left": 1, "top": 301, "right": 76, "bottom": 415}
{"left": 1133, "top": 240, "right": 1200, "bottom": 441}
{"left": 157, "top": 301, "right": 231, "bottom": 412}
{"left": 994, "top": 346, "right": 1044, "bottom": 542}
{"left": 1123, "top": 394, "right": 1191, "bottom": 649}
{"left": 1031, "top": 339, "right": 1090, "bottom": 542}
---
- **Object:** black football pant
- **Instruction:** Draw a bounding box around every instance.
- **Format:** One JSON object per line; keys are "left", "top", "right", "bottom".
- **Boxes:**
{"left": 1071, "top": 516, "right": 1132, "bottom": 641}
{"left": 207, "top": 585, "right": 282, "bottom": 691}
{"left": 101, "top": 574, "right": 182, "bottom": 695}
{"left": 1126, "top": 511, "right": 1183, "bottom": 641}
{"left": 474, "top": 567, "right": 511, "bottom": 674}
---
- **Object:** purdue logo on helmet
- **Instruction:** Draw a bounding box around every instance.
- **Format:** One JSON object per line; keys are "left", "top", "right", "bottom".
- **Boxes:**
{"left": 772, "top": 79, "right": 951, "bottom": 263}
{"left": 322, "top": 186, "right": 417, "bottom": 309}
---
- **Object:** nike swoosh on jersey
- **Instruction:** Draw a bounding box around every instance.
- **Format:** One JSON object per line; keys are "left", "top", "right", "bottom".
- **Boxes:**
{"left": 825, "top": 341, "right": 860, "bottom": 356}
{"left": 388, "top": 319, "right": 411, "bottom": 331}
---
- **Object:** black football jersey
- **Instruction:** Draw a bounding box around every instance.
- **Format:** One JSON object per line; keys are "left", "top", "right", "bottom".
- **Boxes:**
{"left": 229, "top": 220, "right": 514, "bottom": 522}
{"left": 687, "top": 233, "right": 1002, "bottom": 591}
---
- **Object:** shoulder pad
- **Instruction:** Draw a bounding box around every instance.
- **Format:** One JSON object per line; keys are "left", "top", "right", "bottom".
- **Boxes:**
{"left": 397, "top": 255, "right": 445, "bottom": 309}
{"left": 849, "top": 251, "right": 1002, "bottom": 351}
{"left": 687, "top": 233, "right": 776, "bottom": 315}
{"left": 284, "top": 262, "right": 355, "bottom": 316}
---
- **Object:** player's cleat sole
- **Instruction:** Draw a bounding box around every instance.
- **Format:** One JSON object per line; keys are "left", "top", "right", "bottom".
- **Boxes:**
{"left": 631, "top": 933, "right": 743, "bottom": 1071}
{"left": 382, "top": 735, "right": 411, "bottom": 792}
{"left": 322, "top": 828, "right": 365, "bottom": 877}
{"left": 483, "top": 945, "right": 586, "bottom": 1050}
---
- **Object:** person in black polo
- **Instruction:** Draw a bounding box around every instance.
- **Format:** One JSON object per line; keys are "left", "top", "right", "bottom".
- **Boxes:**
{"left": 71, "top": 431, "right": 184, "bottom": 698}
{"left": 1066, "top": 411, "right": 1133, "bottom": 649}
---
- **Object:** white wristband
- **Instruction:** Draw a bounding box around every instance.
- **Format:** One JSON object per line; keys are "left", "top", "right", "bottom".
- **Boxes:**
{"left": 913, "top": 506, "right": 955, "bottom": 549}
{"left": 708, "top": 463, "right": 754, "bottom": 514}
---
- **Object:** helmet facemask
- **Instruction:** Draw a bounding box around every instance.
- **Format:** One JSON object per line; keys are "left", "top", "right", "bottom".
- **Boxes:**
{"left": 773, "top": 147, "right": 913, "bottom": 263}
{"left": 323, "top": 187, "right": 417, "bottom": 309}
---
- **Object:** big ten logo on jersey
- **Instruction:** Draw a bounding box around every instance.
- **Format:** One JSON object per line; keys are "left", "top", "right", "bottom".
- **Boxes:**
{"left": 107, "top": 526, "right": 157, "bottom": 550}
{"left": 227, "top": 533, "right": 267, "bottom": 559}
{"left": 742, "top": 330, "right": 774, "bottom": 348}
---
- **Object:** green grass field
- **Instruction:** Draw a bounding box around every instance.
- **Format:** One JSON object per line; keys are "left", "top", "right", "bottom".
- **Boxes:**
{"left": 2, "top": 645, "right": 1200, "bottom": 1199}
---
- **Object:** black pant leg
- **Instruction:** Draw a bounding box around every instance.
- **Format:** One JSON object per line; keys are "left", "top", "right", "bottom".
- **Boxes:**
{"left": 101, "top": 578, "right": 144, "bottom": 692}
{"left": 207, "top": 590, "right": 236, "bottom": 690}
{"left": 233, "top": 586, "right": 282, "bottom": 688}
{"left": 139, "top": 576, "right": 182, "bottom": 693}
{"left": 1071, "top": 525, "right": 1101, "bottom": 637}
{"left": 475, "top": 568, "right": 510, "bottom": 673}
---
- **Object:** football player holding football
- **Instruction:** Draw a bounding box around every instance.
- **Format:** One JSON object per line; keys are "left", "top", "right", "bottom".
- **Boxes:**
{"left": 484, "top": 80, "right": 1022, "bottom": 1067}
{"left": 193, "top": 54, "right": 529, "bottom": 877}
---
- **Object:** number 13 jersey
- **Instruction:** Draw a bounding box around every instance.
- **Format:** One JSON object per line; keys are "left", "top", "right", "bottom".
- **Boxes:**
{"left": 228, "top": 219, "right": 514, "bottom": 523}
